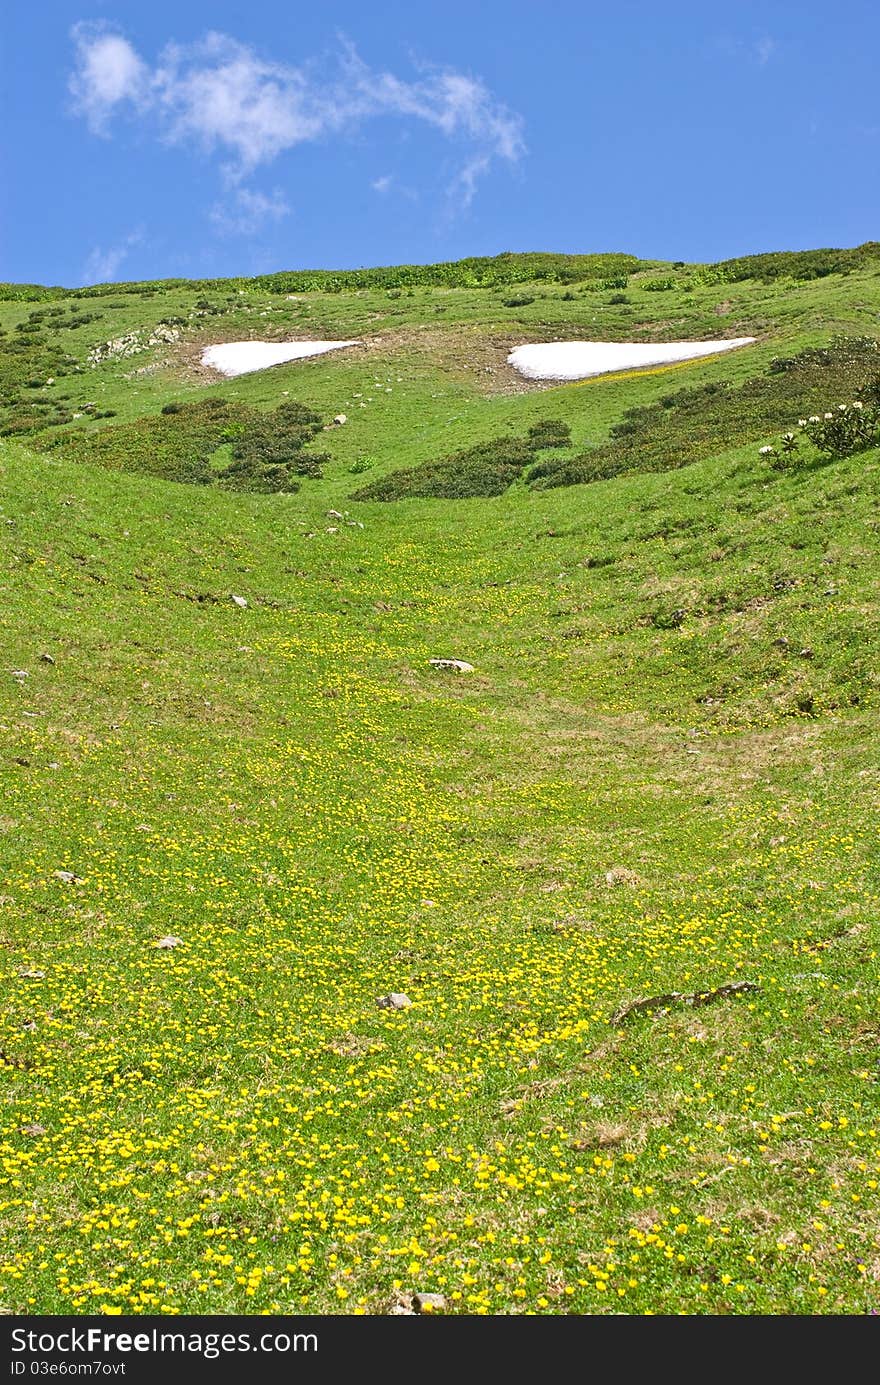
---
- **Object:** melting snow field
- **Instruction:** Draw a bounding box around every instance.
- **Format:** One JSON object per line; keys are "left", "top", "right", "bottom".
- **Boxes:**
{"left": 201, "top": 340, "right": 360, "bottom": 378}
{"left": 508, "top": 338, "right": 755, "bottom": 381}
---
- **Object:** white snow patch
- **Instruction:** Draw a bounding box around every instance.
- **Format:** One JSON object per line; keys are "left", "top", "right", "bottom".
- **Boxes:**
{"left": 202, "top": 340, "right": 360, "bottom": 378}
{"left": 508, "top": 338, "right": 755, "bottom": 381}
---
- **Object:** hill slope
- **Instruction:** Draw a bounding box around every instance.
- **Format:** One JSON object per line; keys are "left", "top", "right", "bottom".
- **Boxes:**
{"left": 1, "top": 246, "right": 879, "bottom": 1315}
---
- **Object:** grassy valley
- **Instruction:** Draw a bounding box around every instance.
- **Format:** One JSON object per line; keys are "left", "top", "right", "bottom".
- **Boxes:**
{"left": 1, "top": 245, "right": 879, "bottom": 1315}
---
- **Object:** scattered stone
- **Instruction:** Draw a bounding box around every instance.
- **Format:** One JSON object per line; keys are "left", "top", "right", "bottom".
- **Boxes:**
{"left": 22, "top": 1020, "right": 36, "bottom": 1032}
{"left": 610, "top": 980, "right": 760, "bottom": 1026}
{"left": 412, "top": 1292, "right": 446, "bottom": 1314}
{"left": 388, "top": 1303, "right": 416, "bottom": 1316}
{"left": 231, "top": 594, "right": 248, "bottom": 608}
{"left": 18, "top": 968, "right": 45, "bottom": 980}
{"left": 377, "top": 993, "right": 412, "bottom": 1010}
{"left": 772, "top": 637, "right": 790, "bottom": 649}
{"left": 799, "top": 648, "right": 814, "bottom": 659}
{"left": 11, "top": 670, "right": 28, "bottom": 680}
{"left": 39, "top": 653, "right": 55, "bottom": 665}
{"left": 21, "top": 1123, "right": 47, "bottom": 1138}
{"left": 327, "top": 510, "right": 344, "bottom": 520}
{"left": 429, "top": 658, "right": 475, "bottom": 674}
{"left": 156, "top": 936, "right": 183, "bottom": 950}
{"left": 332, "top": 414, "right": 348, "bottom": 426}
{"left": 53, "top": 870, "right": 82, "bottom": 885}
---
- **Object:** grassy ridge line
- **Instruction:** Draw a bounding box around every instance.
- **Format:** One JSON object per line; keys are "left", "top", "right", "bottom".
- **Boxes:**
{"left": 3, "top": 240, "right": 880, "bottom": 301}
{"left": 0, "top": 252, "right": 644, "bottom": 302}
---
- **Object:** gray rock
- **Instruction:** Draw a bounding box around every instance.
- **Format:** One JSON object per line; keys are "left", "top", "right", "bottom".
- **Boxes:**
{"left": 377, "top": 993, "right": 412, "bottom": 1010}
{"left": 53, "top": 870, "right": 81, "bottom": 884}
{"left": 413, "top": 1292, "right": 446, "bottom": 1313}
{"left": 333, "top": 414, "right": 348, "bottom": 426}
{"left": 21, "top": 1123, "right": 47, "bottom": 1138}
{"left": 429, "top": 658, "right": 475, "bottom": 674}
{"left": 39, "top": 653, "right": 55, "bottom": 665}
{"left": 231, "top": 594, "right": 248, "bottom": 608}
{"left": 156, "top": 935, "right": 183, "bottom": 950}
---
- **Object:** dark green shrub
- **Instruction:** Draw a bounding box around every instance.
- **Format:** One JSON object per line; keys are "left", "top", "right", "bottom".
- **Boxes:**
{"left": 502, "top": 294, "right": 535, "bottom": 308}
{"left": 218, "top": 401, "right": 328, "bottom": 492}
{"left": 352, "top": 420, "right": 574, "bottom": 502}
{"left": 696, "top": 242, "right": 880, "bottom": 287}
{"left": 530, "top": 336, "right": 880, "bottom": 491}
{"left": 526, "top": 419, "right": 571, "bottom": 450}
{"left": 353, "top": 438, "right": 535, "bottom": 501}
{"left": 34, "top": 397, "right": 329, "bottom": 492}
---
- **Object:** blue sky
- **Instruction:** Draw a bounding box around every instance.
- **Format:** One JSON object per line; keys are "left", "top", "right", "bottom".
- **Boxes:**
{"left": 2, "top": 1, "right": 878, "bottom": 285}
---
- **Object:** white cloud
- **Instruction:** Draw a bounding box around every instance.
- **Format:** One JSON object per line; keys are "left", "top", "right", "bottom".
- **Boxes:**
{"left": 371, "top": 174, "right": 393, "bottom": 193}
{"left": 755, "top": 36, "right": 776, "bottom": 66}
{"left": 210, "top": 187, "right": 291, "bottom": 236}
{"left": 68, "top": 27, "right": 525, "bottom": 209}
{"left": 82, "top": 229, "right": 143, "bottom": 284}
{"left": 69, "top": 23, "right": 149, "bottom": 131}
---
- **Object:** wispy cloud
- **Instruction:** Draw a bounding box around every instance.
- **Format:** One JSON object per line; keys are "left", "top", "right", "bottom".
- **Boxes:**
{"left": 209, "top": 187, "right": 290, "bottom": 236}
{"left": 715, "top": 32, "right": 779, "bottom": 68}
{"left": 68, "top": 25, "right": 525, "bottom": 214}
{"left": 371, "top": 174, "right": 393, "bottom": 194}
{"left": 82, "top": 229, "right": 143, "bottom": 284}
{"left": 70, "top": 25, "right": 150, "bottom": 132}
{"left": 754, "top": 36, "right": 776, "bottom": 66}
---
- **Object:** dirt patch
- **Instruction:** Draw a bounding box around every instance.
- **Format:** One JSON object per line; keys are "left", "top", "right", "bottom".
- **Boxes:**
{"left": 167, "top": 324, "right": 560, "bottom": 397}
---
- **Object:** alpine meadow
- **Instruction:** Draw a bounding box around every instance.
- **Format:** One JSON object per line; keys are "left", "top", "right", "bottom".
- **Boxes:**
{"left": 2, "top": 243, "right": 880, "bottom": 1317}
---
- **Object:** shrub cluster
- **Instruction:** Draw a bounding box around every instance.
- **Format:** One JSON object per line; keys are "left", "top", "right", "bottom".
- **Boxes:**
{"left": 695, "top": 242, "right": 880, "bottom": 287}
{"left": 351, "top": 421, "right": 572, "bottom": 502}
{"left": 35, "top": 398, "right": 330, "bottom": 493}
{"left": 218, "top": 401, "right": 328, "bottom": 493}
{"left": 759, "top": 373, "right": 880, "bottom": 467}
{"left": 529, "top": 337, "right": 880, "bottom": 491}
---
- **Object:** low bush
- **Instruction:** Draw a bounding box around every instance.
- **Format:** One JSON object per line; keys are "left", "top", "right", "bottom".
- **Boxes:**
{"left": 218, "top": 402, "right": 328, "bottom": 493}
{"left": 529, "top": 337, "right": 880, "bottom": 491}
{"left": 35, "top": 398, "right": 330, "bottom": 492}
{"left": 759, "top": 373, "right": 880, "bottom": 467}
{"left": 352, "top": 420, "right": 573, "bottom": 501}
{"left": 526, "top": 419, "right": 571, "bottom": 450}
{"left": 696, "top": 242, "right": 880, "bottom": 287}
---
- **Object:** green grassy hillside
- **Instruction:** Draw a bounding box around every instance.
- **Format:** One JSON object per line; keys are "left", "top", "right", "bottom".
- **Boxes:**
{"left": 1, "top": 246, "right": 879, "bottom": 1315}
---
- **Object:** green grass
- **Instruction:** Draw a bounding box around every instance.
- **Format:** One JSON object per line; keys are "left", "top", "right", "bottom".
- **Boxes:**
{"left": 0, "top": 247, "right": 879, "bottom": 1316}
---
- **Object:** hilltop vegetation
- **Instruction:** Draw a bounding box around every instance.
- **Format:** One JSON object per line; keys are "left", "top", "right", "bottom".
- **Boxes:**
{"left": 0, "top": 244, "right": 879, "bottom": 1316}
